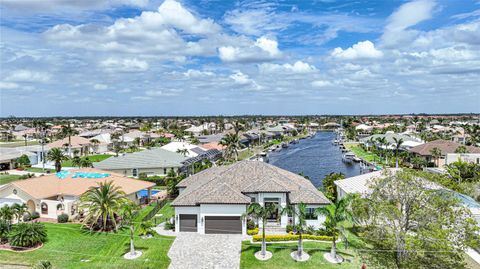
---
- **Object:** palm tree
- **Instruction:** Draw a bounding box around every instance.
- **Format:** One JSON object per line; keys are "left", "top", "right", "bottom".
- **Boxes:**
{"left": 0, "top": 205, "right": 15, "bottom": 227}
{"left": 430, "top": 147, "right": 442, "bottom": 167}
{"left": 90, "top": 139, "right": 100, "bottom": 153}
{"left": 80, "top": 181, "right": 127, "bottom": 231}
{"left": 60, "top": 123, "right": 78, "bottom": 156}
{"left": 176, "top": 148, "right": 189, "bottom": 157}
{"left": 220, "top": 133, "right": 241, "bottom": 161}
{"left": 315, "top": 197, "right": 353, "bottom": 263}
{"left": 120, "top": 202, "right": 140, "bottom": 257}
{"left": 455, "top": 145, "right": 469, "bottom": 154}
{"left": 392, "top": 137, "right": 404, "bottom": 168}
{"left": 81, "top": 158, "right": 92, "bottom": 168}
{"left": 280, "top": 204, "right": 296, "bottom": 227}
{"left": 245, "top": 202, "right": 277, "bottom": 259}
{"left": 72, "top": 156, "right": 82, "bottom": 168}
{"left": 11, "top": 203, "right": 28, "bottom": 222}
{"left": 47, "top": 148, "right": 69, "bottom": 172}
{"left": 291, "top": 202, "right": 308, "bottom": 260}
{"left": 376, "top": 137, "right": 388, "bottom": 163}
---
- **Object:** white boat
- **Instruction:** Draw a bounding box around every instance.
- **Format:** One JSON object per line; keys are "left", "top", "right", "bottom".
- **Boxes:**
{"left": 342, "top": 152, "right": 355, "bottom": 163}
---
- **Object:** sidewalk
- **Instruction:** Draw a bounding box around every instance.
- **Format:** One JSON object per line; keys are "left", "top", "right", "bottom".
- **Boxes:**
{"left": 466, "top": 248, "right": 480, "bottom": 266}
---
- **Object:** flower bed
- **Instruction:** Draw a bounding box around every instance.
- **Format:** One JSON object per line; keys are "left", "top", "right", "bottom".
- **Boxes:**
{"left": 247, "top": 228, "right": 259, "bottom": 235}
{"left": 252, "top": 234, "right": 333, "bottom": 242}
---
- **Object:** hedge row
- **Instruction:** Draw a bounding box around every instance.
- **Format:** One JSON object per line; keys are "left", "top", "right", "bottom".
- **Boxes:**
{"left": 252, "top": 234, "right": 334, "bottom": 242}
{"left": 247, "top": 228, "right": 259, "bottom": 235}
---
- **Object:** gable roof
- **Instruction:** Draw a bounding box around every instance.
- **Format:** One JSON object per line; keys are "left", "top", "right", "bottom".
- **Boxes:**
{"left": 94, "top": 147, "right": 188, "bottom": 170}
{"left": 409, "top": 139, "right": 480, "bottom": 156}
{"left": 172, "top": 161, "right": 330, "bottom": 206}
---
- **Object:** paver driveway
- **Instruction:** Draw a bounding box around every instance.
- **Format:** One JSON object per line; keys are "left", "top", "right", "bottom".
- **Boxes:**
{"left": 168, "top": 233, "right": 243, "bottom": 269}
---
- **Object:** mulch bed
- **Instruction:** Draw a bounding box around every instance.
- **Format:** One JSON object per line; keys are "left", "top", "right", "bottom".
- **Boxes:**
{"left": 0, "top": 242, "right": 43, "bottom": 252}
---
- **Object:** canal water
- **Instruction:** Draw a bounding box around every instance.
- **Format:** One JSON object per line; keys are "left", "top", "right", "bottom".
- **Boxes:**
{"left": 269, "top": 131, "right": 361, "bottom": 187}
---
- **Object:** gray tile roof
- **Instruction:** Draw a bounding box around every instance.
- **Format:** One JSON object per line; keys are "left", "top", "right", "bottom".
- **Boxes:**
{"left": 172, "top": 161, "right": 330, "bottom": 206}
{"left": 93, "top": 147, "right": 188, "bottom": 170}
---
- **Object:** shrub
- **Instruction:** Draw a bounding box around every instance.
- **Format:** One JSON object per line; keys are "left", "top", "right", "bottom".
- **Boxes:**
{"left": 9, "top": 222, "right": 47, "bottom": 248}
{"left": 57, "top": 213, "right": 69, "bottom": 223}
{"left": 22, "top": 213, "right": 31, "bottom": 222}
{"left": 252, "top": 234, "right": 333, "bottom": 242}
{"left": 0, "top": 220, "right": 10, "bottom": 243}
{"left": 247, "top": 228, "right": 259, "bottom": 235}
{"left": 246, "top": 219, "right": 256, "bottom": 230}
{"left": 164, "top": 221, "right": 175, "bottom": 230}
{"left": 31, "top": 212, "right": 40, "bottom": 220}
{"left": 286, "top": 224, "right": 297, "bottom": 233}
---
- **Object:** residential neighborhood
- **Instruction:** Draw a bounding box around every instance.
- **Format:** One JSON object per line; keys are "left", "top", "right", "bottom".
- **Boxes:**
{"left": 1, "top": 0, "right": 480, "bottom": 268}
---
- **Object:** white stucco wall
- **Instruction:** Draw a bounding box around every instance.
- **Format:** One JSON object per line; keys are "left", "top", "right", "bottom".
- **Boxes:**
{"left": 174, "top": 204, "right": 247, "bottom": 235}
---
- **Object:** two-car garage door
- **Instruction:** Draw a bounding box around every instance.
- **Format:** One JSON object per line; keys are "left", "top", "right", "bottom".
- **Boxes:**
{"left": 205, "top": 216, "right": 242, "bottom": 234}
{"left": 179, "top": 215, "right": 242, "bottom": 234}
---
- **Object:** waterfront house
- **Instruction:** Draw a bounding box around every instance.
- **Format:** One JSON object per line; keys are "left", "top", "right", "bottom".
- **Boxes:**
{"left": 409, "top": 139, "right": 480, "bottom": 167}
{"left": 172, "top": 161, "right": 330, "bottom": 235}
{"left": 0, "top": 168, "right": 155, "bottom": 219}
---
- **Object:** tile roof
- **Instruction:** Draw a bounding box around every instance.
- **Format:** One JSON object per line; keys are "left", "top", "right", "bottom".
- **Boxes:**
{"left": 409, "top": 139, "right": 480, "bottom": 156}
{"left": 172, "top": 161, "right": 330, "bottom": 206}
{"left": 4, "top": 168, "right": 155, "bottom": 199}
{"left": 47, "top": 136, "right": 91, "bottom": 149}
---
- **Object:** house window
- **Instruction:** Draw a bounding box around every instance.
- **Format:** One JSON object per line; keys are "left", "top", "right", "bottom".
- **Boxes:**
{"left": 132, "top": 168, "right": 138, "bottom": 177}
{"left": 164, "top": 168, "right": 167, "bottom": 175}
{"left": 305, "top": 208, "right": 316, "bottom": 220}
{"left": 251, "top": 197, "right": 256, "bottom": 203}
{"left": 41, "top": 203, "right": 48, "bottom": 215}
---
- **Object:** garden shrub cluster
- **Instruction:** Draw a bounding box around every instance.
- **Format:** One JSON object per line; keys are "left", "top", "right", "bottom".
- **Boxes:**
{"left": 57, "top": 213, "right": 69, "bottom": 223}
{"left": 247, "top": 228, "right": 259, "bottom": 235}
{"left": 252, "top": 234, "right": 333, "bottom": 242}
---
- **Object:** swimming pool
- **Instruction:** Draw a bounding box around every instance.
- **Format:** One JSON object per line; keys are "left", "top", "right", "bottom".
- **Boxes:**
{"left": 138, "top": 189, "right": 160, "bottom": 197}
{"left": 55, "top": 171, "right": 111, "bottom": 179}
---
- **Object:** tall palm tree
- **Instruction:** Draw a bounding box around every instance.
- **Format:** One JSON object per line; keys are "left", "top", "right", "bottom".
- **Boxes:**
{"left": 315, "top": 197, "right": 353, "bottom": 262}
{"left": 220, "top": 133, "right": 241, "bottom": 161}
{"left": 280, "top": 204, "right": 296, "bottom": 227}
{"left": 430, "top": 147, "right": 442, "bottom": 167}
{"left": 292, "top": 202, "right": 308, "bottom": 259}
{"left": 245, "top": 202, "right": 277, "bottom": 259}
{"left": 120, "top": 201, "right": 140, "bottom": 257}
{"left": 376, "top": 137, "right": 388, "bottom": 163}
{"left": 47, "top": 148, "right": 69, "bottom": 172}
{"left": 392, "top": 137, "right": 404, "bottom": 168}
{"left": 60, "top": 123, "right": 78, "bottom": 156}
{"left": 80, "top": 181, "right": 127, "bottom": 231}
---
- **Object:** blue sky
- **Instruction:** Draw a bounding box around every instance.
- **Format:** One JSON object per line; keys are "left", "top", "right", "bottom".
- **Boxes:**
{"left": 0, "top": 0, "right": 479, "bottom": 116}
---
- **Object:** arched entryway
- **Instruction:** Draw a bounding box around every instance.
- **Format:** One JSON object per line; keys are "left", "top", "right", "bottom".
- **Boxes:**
{"left": 26, "top": 200, "right": 36, "bottom": 213}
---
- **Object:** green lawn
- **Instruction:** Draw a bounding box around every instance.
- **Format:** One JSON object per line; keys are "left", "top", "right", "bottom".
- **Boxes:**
{"left": 0, "top": 174, "right": 24, "bottom": 185}
{"left": 151, "top": 201, "right": 174, "bottom": 225}
{"left": 0, "top": 206, "right": 175, "bottom": 269}
{"left": 241, "top": 241, "right": 364, "bottom": 269}
{"left": 63, "top": 154, "right": 113, "bottom": 167}
{"left": 24, "top": 167, "right": 56, "bottom": 173}
{"left": 344, "top": 144, "right": 382, "bottom": 165}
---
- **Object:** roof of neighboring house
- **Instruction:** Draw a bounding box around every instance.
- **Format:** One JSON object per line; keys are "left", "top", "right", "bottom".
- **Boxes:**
{"left": 0, "top": 148, "right": 36, "bottom": 162}
{"left": 172, "top": 161, "right": 330, "bottom": 206}
{"left": 94, "top": 147, "right": 188, "bottom": 170}
{"left": 360, "top": 133, "right": 421, "bottom": 145}
{"left": 198, "top": 134, "right": 224, "bottom": 144}
{"left": 409, "top": 139, "right": 480, "bottom": 156}
{"left": 161, "top": 141, "right": 206, "bottom": 157}
{"left": 201, "top": 142, "right": 225, "bottom": 151}
{"left": 1, "top": 168, "right": 155, "bottom": 199}
{"left": 47, "top": 136, "right": 91, "bottom": 149}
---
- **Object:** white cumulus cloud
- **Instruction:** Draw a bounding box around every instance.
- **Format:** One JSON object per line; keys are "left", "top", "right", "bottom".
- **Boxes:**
{"left": 331, "top": 40, "right": 383, "bottom": 60}
{"left": 100, "top": 58, "right": 149, "bottom": 72}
